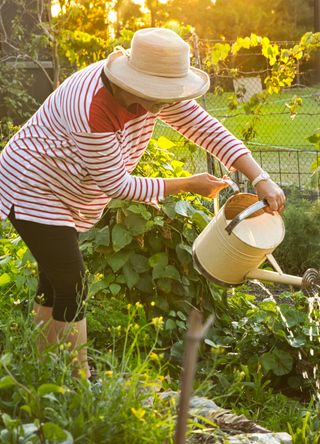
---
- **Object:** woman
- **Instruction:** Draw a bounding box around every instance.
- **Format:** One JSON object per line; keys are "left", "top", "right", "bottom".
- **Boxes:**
{"left": 0, "top": 28, "right": 285, "bottom": 379}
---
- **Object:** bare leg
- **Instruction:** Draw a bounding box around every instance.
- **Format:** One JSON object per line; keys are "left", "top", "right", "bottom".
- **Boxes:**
{"left": 33, "top": 302, "right": 57, "bottom": 351}
{"left": 33, "top": 302, "right": 91, "bottom": 379}
{"left": 54, "top": 317, "right": 91, "bottom": 379}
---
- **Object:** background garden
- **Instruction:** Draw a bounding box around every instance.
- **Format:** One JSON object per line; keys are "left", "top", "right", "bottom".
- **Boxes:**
{"left": 0, "top": 0, "right": 320, "bottom": 442}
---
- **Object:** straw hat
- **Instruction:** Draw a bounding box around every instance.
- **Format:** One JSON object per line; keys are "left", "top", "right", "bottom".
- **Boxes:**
{"left": 104, "top": 28, "right": 210, "bottom": 102}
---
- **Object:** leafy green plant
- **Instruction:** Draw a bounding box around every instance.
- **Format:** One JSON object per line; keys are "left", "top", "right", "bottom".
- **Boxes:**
{"left": 274, "top": 198, "right": 320, "bottom": 275}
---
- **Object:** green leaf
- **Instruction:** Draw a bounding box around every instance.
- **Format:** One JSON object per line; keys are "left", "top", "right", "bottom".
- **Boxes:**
{"left": 42, "top": 422, "right": 67, "bottom": 441}
{"left": 0, "top": 353, "right": 12, "bottom": 366}
{"left": 162, "top": 200, "right": 176, "bottom": 219}
{"left": 157, "top": 136, "right": 175, "bottom": 149}
{"left": 157, "top": 278, "right": 172, "bottom": 293}
{"left": 38, "top": 384, "right": 65, "bottom": 397}
{"left": 149, "top": 252, "right": 168, "bottom": 268}
{"left": 0, "top": 273, "right": 11, "bottom": 287}
{"left": 175, "top": 201, "right": 195, "bottom": 217}
{"left": 106, "top": 251, "right": 131, "bottom": 272}
{"left": 177, "top": 311, "right": 187, "bottom": 321}
{"left": 135, "top": 274, "right": 153, "bottom": 293}
{"left": 125, "top": 214, "right": 147, "bottom": 235}
{"left": 122, "top": 263, "right": 139, "bottom": 289}
{"left": 287, "top": 337, "right": 305, "bottom": 348}
{"left": 90, "top": 278, "right": 114, "bottom": 296}
{"left": 165, "top": 319, "right": 176, "bottom": 330}
{"left": 176, "top": 244, "right": 192, "bottom": 265}
{"left": 278, "top": 304, "right": 305, "bottom": 327}
{"left": 260, "top": 348, "right": 293, "bottom": 376}
{"left": 20, "top": 405, "right": 32, "bottom": 417}
{"left": 176, "top": 320, "right": 186, "bottom": 329}
{"left": 0, "top": 376, "right": 16, "bottom": 389}
{"left": 110, "top": 284, "right": 122, "bottom": 296}
{"left": 130, "top": 254, "right": 150, "bottom": 273}
{"left": 94, "top": 226, "right": 110, "bottom": 247}
{"left": 127, "top": 204, "right": 152, "bottom": 220}
{"left": 192, "top": 211, "right": 209, "bottom": 231}
{"left": 112, "top": 225, "right": 133, "bottom": 252}
{"left": 259, "top": 300, "right": 277, "bottom": 313}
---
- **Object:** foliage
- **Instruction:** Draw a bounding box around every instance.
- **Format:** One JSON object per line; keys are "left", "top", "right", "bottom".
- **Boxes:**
{"left": 0, "top": 64, "right": 38, "bottom": 124}
{"left": 0, "top": 120, "right": 20, "bottom": 150}
{"left": 203, "top": 32, "right": 320, "bottom": 142}
{"left": 206, "top": 32, "right": 320, "bottom": 95}
{"left": 274, "top": 198, "right": 320, "bottom": 275}
{"left": 81, "top": 138, "right": 219, "bottom": 351}
{"left": 165, "top": 0, "right": 313, "bottom": 41}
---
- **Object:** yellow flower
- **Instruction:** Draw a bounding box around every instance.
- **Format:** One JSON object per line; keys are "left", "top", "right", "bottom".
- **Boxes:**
{"left": 104, "top": 370, "right": 113, "bottom": 377}
{"left": 151, "top": 316, "right": 164, "bottom": 330}
{"left": 150, "top": 352, "right": 158, "bottom": 361}
{"left": 150, "top": 301, "right": 155, "bottom": 306}
{"left": 127, "top": 304, "right": 132, "bottom": 310}
{"left": 135, "top": 301, "right": 143, "bottom": 309}
{"left": 131, "top": 407, "right": 146, "bottom": 421}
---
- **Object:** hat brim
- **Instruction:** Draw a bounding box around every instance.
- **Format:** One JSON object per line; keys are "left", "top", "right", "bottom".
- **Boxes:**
{"left": 104, "top": 51, "right": 210, "bottom": 102}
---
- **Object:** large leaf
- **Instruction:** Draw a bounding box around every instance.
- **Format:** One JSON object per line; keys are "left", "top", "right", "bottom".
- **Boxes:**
{"left": 260, "top": 348, "right": 293, "bottom": 376}
{"left": 127, "top": 204, "right": 152, "bottom": 220}
{"left": 149, "top": 252, "right": 169, "bottom": 268}
{"left": 94, "top": 226, "right": 110, "bottom": 247}
{"left": 124, "top": 214, "right": 147, "bottom": 236}
{"left": 109, "top": 283, "right": 122, "bottom": 296}
{"left": 278, "top": 304, "right": 305, "bottom": 327}
{"left": 130, "top": 254, "right": 150, "bottom": 273}
{"left": 135, "top": 274, "right": 153, "bottom": 293}
{"left": 176, "top": 243, "right": 192, "bottom": 266}
{"left": 175, "top": 201, "right": 195, "bottom": 217}
{"left": 106, "top": 251, "right": 131, "bottom": 272}
{"left": 112, "top": 225, "right": 132, "bottom": 252}
{"left": 152, "top": 264, "right": 181, "bottom": 281}
{"left": 122, "top": 262, "right": 139, "bottom": 289}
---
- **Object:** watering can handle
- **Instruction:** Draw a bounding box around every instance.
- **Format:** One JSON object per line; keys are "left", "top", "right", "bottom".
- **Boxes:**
{"left": 225, "top": 199, "right": 269, "bottom": 235}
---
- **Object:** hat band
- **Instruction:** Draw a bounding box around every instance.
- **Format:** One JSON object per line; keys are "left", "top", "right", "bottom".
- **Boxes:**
{"left": 127, "top": 58, "right": 189, "bottom": 78}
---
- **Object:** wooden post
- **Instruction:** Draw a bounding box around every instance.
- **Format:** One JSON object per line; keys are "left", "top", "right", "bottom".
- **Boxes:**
{"left": 174, "top": 310, "right": 214, "bottom": 444}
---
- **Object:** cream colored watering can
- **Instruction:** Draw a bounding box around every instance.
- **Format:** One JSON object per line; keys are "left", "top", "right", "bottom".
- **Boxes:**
{"left": 193, "top": 192, "right": 320, "bottom": 294}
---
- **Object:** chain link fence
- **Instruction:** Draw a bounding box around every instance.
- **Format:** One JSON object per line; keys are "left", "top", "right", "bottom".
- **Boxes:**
{"left": 154, "top": 36, "right": 320, "bottom": 195}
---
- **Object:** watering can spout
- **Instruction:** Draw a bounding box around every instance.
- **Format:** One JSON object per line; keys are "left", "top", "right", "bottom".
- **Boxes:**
{"left": 246, "top": 268, "right": 303, "bottom": 287}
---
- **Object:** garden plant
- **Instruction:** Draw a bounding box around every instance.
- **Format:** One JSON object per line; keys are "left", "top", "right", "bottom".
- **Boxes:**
{"left": 1, "top": 2, "right": 320, "bottom": 442}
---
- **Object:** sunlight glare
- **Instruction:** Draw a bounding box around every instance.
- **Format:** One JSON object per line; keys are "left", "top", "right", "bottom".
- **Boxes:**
{"left": 51, "top": 0, "right": 60, "bottom": 17}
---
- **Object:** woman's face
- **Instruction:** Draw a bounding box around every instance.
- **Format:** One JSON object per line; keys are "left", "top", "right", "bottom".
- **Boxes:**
{"left": 137, "top": 99, "right": 171, "bottom": 114}
{"left": 110, "top": 81, "right": 176, "bottom": 114}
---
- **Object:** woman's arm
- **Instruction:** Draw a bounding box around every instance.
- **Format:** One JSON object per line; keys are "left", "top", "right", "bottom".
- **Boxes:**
{"left": 232, "top": 154, "right": 285, "bottom": 212}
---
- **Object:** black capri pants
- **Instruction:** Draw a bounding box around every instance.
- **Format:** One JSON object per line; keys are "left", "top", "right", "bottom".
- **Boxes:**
{"left": 9, "top": 207, "right": 88, "bottom": 322}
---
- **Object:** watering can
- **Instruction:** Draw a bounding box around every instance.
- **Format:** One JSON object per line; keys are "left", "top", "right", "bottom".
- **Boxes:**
{"left": 192, "top": 191, "right": 320, "bottom": 294}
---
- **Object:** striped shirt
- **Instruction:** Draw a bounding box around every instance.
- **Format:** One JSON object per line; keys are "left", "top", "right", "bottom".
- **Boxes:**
{"left": 0, "top": 59, "right": 250, "bottom": 232}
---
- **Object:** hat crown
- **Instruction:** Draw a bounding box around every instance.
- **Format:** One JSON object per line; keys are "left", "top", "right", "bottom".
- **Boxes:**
{"left": 129, "top": 28, "right": 190, "bottom": 78}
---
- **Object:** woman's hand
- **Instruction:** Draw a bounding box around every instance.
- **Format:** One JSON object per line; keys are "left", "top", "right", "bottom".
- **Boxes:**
{"left": 188, "top": 173, "right": 229, "bottom": 198}
{"left": 163, "top": 173, "right": 228, "bottom": 198}
{"left": 255, "top": 179, "right": 286, "bottom": 213}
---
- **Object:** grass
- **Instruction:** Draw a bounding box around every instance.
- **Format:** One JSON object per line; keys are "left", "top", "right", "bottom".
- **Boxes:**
{"left": 208, "top": 87, "right": 320, "bottom": 150}
{"left": 154, "top": 86, "right": 320, "bottom": 188}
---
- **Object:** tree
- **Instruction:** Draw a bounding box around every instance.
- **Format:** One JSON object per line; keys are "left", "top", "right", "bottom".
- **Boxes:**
{"left": 164, "top": 0, "right": 314, "bottom": 40}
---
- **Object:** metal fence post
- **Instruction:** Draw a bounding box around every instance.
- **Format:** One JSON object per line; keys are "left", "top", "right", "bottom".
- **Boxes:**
{"left": 192, "top": 32, "right": 215, "bottom": 177}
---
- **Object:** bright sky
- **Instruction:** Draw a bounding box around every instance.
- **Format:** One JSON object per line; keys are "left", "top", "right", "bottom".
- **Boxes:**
{"left": 51, "top": 0, "right": 167, "bottom": 18}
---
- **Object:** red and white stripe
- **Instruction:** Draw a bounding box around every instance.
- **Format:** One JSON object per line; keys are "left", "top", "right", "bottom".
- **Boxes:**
{"left": 0, "top": 59, "right": 250, "bottom": 232}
